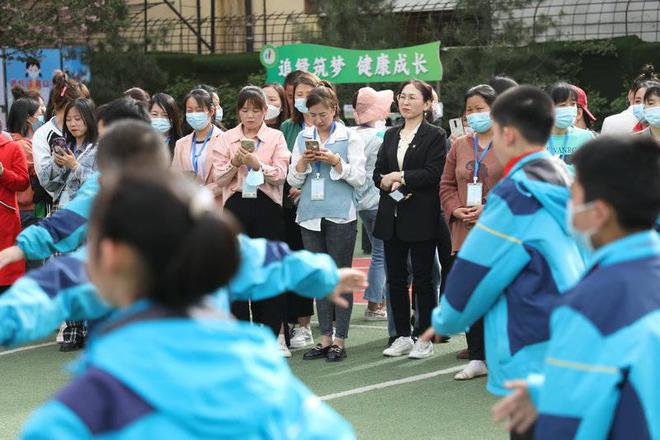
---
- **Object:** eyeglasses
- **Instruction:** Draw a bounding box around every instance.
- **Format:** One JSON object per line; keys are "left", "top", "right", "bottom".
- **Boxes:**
{"left": 397, "top": 94, "right": 420, "bottom": 103}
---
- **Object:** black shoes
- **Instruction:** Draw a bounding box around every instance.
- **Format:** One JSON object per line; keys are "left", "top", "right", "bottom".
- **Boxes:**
{"left": 303, "top": 344, "right": 331, "bottom": 360}
{"left": 326, "top": 345, "right": 347, "bottom": 362}
{"left": 302, "top": 343, "right": 347, "bottom": 362}
{"left": 59, "top": 340, "right": 84, "bottom": 352}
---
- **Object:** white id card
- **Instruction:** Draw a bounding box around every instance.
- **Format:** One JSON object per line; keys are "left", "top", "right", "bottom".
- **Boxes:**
{"left": 467, "top": 182, "right": 483, "bottom": 206}
{"left": 311, "top": 177, "right": 325, "bottom": 201}
{"left": 389, "top": 190, "right": 405, "bottom": 202}
{"left": 242, "top": 180, "right": 258, "bottom": 199}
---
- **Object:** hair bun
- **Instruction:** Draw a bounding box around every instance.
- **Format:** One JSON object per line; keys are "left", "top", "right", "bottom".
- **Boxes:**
{"left": 11, "top": 85, "right": 26, "bottom": 100}
{"left": 640, "top": 64, "right": 656, "bottom": 78}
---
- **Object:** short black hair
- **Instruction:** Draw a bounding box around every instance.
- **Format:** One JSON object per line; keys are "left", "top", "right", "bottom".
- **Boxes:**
{"left": 465, "top": 84, "right": 497, "bottom": 107}
{"left": 236, "top": 85, "right": 267, "bottom": 112}
{"left": 489, "top": 76, "right": 519, "bottom": 95}
{"left": 572, "top": 136, "right": 660, "bottom": 230}
{"left": 63, "top": 98, "right": 98, "bottom": 146}
{"left": 90, "top": 172, "right": 240, "bottom": 309}
{"left": 546, "top": 82, "right": 577, "bottom": 105}
{"left": 97, "top": 97, "right": 150, "bottom": 127}
{"left": 284, "top": 70, "right": 306, "bottom": 88}
{"left": 96, "top": 120, "right": 171, "bottom": 173}
{"left": 491, "top": 85, "right": 555, "bottom": 145}
{"left": 643, "top": 82, "right": 660, "bottom": 103}
{"left": 7, "top": 98, "right": 39, "bottom": 136}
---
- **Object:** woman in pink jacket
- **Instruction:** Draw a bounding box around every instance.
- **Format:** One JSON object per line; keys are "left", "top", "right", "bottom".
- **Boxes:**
{"left": 213, "top": 86, "right": 291, "bottom": 343}
{"left": 171, "top": 89, "right": 223, "bottom": 209}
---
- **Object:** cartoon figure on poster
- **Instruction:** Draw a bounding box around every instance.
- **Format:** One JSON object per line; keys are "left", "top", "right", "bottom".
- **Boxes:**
{"left": 6, "top": 49, "right": 61, "bottom": 107}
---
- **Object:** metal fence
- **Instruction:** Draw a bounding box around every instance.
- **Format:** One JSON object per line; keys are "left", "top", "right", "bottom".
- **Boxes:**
{"left": 117, "top": 0, "right": 660, "bottom": 54}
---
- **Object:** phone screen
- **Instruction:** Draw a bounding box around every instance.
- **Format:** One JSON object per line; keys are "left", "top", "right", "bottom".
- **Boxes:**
{"left": 241, "top": 139, "right": 256, "bottom": 152}
{"left": 305, "top": 140, "right": 320, "bottom": 151}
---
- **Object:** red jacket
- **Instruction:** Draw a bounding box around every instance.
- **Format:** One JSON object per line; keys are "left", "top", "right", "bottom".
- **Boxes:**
{"left": 0, "top": 136, "right": 29, "bottom": 285}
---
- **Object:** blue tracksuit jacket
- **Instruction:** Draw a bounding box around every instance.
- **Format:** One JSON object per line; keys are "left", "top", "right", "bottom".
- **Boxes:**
{"left": 20, "top": 300, "right": 355, "bottom": 439}
{"left": 432, "top": 150, "right": 585, "bottom": 395}
{"left": 530, "top": 230, "right": 660, "bottom": 439}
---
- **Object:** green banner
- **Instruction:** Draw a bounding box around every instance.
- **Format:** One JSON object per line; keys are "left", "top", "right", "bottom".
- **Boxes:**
{"left": 260, "top": 42, "right": 442, "bottom": 84}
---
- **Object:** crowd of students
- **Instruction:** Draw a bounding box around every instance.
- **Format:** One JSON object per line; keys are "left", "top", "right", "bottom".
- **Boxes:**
{"left": 0, "top": 62, "right": 657, "bottom": 439}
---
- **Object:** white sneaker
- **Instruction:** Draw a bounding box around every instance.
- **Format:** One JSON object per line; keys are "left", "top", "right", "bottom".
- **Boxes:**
{"left": 278, "top": 335, "right": 291, "bottom": 358}
{"left": 383, "top": 336, "right": 414, "bottom": 357}
{"left": 364, "top": 308, "right": 388, "bottom": 321}
{"left": 289, "top": 326, "right": 314, "bottom": 349}
{"left": 408, "top": 340, "right": 434, "bottom": 359}
{"left": 454, "top": 360, "right": 488, "bottom": 380}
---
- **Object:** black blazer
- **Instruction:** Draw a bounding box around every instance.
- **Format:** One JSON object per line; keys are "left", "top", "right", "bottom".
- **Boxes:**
{"left": 373, "top": 120, "right": 447, "bottom": 242}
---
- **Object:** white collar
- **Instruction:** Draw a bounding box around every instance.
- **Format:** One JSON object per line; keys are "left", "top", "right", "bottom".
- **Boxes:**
{"left": 302, "top": 121, "right": 349, "bottom": 144}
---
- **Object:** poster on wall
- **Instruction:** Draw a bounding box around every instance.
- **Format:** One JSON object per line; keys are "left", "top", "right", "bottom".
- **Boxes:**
{"left": 5, "top": 49, "right": 61, "bottom": 109}
{"left": 62, "top": 47, "right": 90, "bottom": 83}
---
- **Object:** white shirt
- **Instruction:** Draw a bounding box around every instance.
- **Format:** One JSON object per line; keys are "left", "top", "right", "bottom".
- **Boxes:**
{"left": 601, "top": 106, "right": 638, "bottom": 135}
{"left": 32, "top": 117, "right": 63, "bottom": 197}
{"left": 287, "top": 122, "right": 366, "bottom": 232}
{"left": 397, "top": 122, "right": 421, "bottom": 170}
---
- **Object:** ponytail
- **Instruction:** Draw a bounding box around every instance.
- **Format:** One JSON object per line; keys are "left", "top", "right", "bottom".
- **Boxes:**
{"left": 90, "top": 172, "right": 240, "bottom": 309}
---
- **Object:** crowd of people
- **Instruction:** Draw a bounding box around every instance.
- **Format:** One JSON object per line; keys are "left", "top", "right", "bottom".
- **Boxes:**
{"left": 0, "top": 62, "right": 658, "bottom": 439}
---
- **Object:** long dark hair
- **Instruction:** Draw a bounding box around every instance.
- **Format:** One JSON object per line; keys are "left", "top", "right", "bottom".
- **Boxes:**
{"left": 89, "top": 172, "right": 240, "bottom": 309}
{"left": 7, "top": 98, "right": 39, "bottom": 137}
{"left": 150, "top": 93, "right": 182, "bottom": 155}
{"left": 63, "top": 98, "right": 98, "bottom": 148}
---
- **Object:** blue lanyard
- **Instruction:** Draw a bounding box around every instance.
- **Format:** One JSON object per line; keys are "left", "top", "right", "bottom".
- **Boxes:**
{"left": 191, "top": 128, "right": 213, "bottom": 175}
{"left": 548, "top": 133, "right": 569, "bottom": 160}
{"left": 246, "top": 138, "right": 262, "bottom": 171}
{"left": 473, "top": 135, "right": 492, "bottom": 183}
{"left": 312, "top": 122, "right": 336, "bottom": 176}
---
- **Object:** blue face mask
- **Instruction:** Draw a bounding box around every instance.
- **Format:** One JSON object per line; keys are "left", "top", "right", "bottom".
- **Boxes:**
{"left": 554, "top": 106, "right": 577, "bottom": 129}
{"left": 566, "top": 201, "right": 597, "bottom": 255}
{"left": 151, "top": 117, "right": 171, "bottom": 134}
{"left": 31, "top": 116, "right": 44, "bottom": 132}
{"left": 186, "top": 112, "right": 210, "bottom": 131}
{"left": 466, "top": 111, "right": 492, "bottom": 133}
{"left": 294, "top": 97, "right": 309, "bottom": 114}
{"left": 216, "top": 106, "right": 223, "bottom": 122}
{"left": 643, "top": 106, "right": 660, "bottom": 127}
{"left": 632, "top": 104, "right": 645, "bottom": 122}
{"left": 37, "top": 115, "right": 45, "bottom": 124}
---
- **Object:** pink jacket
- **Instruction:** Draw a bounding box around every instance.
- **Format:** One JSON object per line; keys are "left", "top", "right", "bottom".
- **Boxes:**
{"left": 171, "top": 126, "right": 224, "bottom": 209}
{"left": 212, "top": 123, "right": 291, "bottom": 206}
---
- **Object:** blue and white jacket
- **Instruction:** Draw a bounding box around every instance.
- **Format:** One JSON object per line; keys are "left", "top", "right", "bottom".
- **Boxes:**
{"left": 530, "top": 231, "right": 660, "bottom": 439}
{"left": 20, "top": 300, "right": 355, "bottom": 439}
{"left": 432, "top": 150, "right": 585, "bottom": 395}
{"left": 0, "top": 235, "right": 339, "bottom": 348}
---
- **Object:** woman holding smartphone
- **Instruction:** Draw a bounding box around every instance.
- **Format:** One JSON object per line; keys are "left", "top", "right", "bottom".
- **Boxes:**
{"left": 213, "top": 86, "right": 291, "bottom": 344}
{"left": 287, "top": 86, "right": 366, "bottom": 362}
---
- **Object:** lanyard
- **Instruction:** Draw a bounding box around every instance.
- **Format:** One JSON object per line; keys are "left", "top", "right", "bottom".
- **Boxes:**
{"left": 548, "top": 133, "right": 569, "bottom": 160}
{"left": 473, "top": 135, "right": 492, "bottom": 183}
{"left": 313, "top": 121, "right": 336, "bottom": 176}
{"left": 246, "top": 138, "right": 262, "bottom": 171}
{"left": 191, "top": 128, "right": 213, "bottom": 176}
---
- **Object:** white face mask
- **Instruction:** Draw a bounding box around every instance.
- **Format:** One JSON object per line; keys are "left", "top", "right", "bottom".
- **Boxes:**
{"left": 566, "top": 201, "right": 598, "bottom": 254}
{"left": 433, "top": 102, "right": 444, "bottom": 120}
{"left": 265, "top": 104, "right": 281, "bottom": 121}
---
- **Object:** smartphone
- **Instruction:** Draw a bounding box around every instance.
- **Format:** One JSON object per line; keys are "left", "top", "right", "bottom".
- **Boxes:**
{"left": 305, "top": 140, "right": 320, "bottom": 151}
{"left": 240, "top": 139, "right": 256, "bottom": 152}
{"left": 449, "top": 118, "right": 465, "bottom": 137}
{"left": 54, "top": 146, "right": 66, "bottom": 156}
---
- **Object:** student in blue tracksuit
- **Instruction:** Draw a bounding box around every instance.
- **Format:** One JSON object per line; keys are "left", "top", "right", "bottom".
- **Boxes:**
{"left": 492, "top": 136, "right": 660, "bottom": 440}
{"left": 20, "top": 172, "right": 356, "bottom": 440}
{"left": 422, "top": 85, "right": 585, "bottom": 439}
{"left": 0, "top": 120, "right": 364, "bottom": 348}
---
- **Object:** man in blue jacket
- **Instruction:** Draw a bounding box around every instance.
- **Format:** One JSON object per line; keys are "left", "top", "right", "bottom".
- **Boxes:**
{"left": 492, "top": 136, "right": 660, "bottom": 439}
{"left": 423, "top": 85, "right": 585, "bottom": 439}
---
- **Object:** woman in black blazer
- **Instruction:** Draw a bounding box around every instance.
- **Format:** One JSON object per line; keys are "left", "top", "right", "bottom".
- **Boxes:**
{"left": 373, "top": 80, "right": 447, "bottom": 360}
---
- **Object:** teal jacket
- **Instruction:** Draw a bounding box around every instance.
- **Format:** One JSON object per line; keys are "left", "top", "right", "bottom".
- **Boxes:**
{"left": 432, "top": 151, "right": 585, "bottom": 395}
{"left": 20, "top": 300, "right": 355, "bottom": 439}
{"left": 530, "top": 231, "right": 660, "bottom": 439}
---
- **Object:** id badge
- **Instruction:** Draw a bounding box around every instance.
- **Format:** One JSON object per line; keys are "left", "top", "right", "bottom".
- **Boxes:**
{"left": 311, "top": 177, "right": 325, "bottom": 201}
{"left": 389, "top": 190, "right": 405, "bottom": 203}
{"left": 467, "top": 182, "right": 483, "bottom": 206}
{"left": 242, "top": 180, "right": 258, "bottom": 199}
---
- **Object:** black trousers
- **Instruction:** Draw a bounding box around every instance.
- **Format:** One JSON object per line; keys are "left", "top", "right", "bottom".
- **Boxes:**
{"left": 282, "top": 204, "right": 314, "bottom": 322}
{"left": 225, "top": 191, "right": 286, "bottom": 336}
{"left": 385, "top": 235, "right": 437, "bottom": 337}
{"left": 446, "top": 254, "right": 485, "bottom": 360}
{"left": 436, "top": 215, "right": 453, "bottom": 294}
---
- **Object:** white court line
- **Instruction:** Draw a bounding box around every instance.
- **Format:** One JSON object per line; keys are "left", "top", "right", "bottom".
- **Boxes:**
{"left": 320, "top": 364, "right": 466, "bottom": 401}
{"left": 310, "top": 321, "right": 386, "bottom": 330}
{"left": 0, "top": 342, "right": 58, "bottom": 357}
